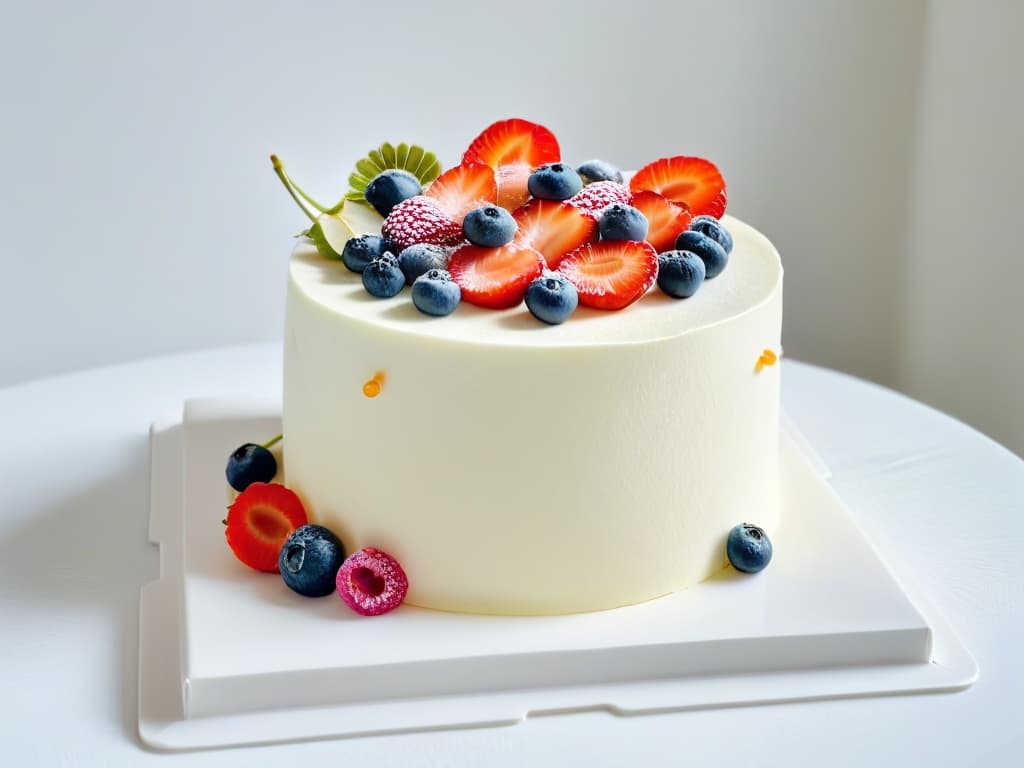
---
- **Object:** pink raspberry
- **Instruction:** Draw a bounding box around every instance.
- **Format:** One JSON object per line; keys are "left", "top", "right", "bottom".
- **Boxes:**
{"left": 568, "top": 181, "right": 632, "bottom": 216}
{"left": 335, "top": 547, "right": 409, "bottom": 616}
{"left": 382, "top": 195, "right": 464, "bottom": 251}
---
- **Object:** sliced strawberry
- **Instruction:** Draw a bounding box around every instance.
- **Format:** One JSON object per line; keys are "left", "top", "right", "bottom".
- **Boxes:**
{"left": 513, "top": 199, "right": 598, "bottom": 268}
{"left": 631, "top": 191, "right": 693, "bottom": 252}
{"left": 448, "top": 242, "right": 545, "bottom": 309}
{"left": 424, "top": 162, "right": 497, "bottom": 222}
{"left": 557, "top": 240, "right": 658, "bottom": 311}
{"left": 462, "top": 119, "right": 560, "bottom": 210}
{"left": 629, "top": 156, "right": 727, "bottom": 219}
{"left": 225, "top": 482, "right": 308, "bottom": 573}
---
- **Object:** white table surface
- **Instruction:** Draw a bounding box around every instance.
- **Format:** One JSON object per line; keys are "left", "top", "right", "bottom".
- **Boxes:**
{"left": 2, "top": 345, "right": 1021, "bottom": 766}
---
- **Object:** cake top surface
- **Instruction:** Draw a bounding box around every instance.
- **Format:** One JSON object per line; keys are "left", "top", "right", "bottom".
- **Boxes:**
{"left": 289, "top": 213, "right": 781, "bottom": 347}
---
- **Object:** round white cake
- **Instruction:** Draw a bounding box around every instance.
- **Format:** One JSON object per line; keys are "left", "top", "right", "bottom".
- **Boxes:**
{"left": 282, "top": 214, "right": 783, "bottom": 615}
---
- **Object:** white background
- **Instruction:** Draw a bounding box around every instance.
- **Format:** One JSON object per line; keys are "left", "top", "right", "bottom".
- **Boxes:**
{"left": 1, "top": 0, "right": 1021, "bottom": 455}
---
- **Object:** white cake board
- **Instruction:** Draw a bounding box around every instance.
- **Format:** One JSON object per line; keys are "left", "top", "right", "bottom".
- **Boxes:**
{"left": 138, "top": 399, "right": 977, "bottom": 751}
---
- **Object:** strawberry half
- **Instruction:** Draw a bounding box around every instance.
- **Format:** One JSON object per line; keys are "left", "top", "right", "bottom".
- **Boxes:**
{"left": 557, "top": 240, "right": 659, "bottom": 311}
{"left": 462, "top": 118, "right": 560, "bottom": 210}
{"left": 513, "top": 199, "right": 598, "bottom": 268}
{"left": 448, "top": 242, "right": 545, "bottom": 309}
{"left": 631, "top": 190, "right": 693, "bottom": 252}
{"left": 225, "top": 482, "right": 308, "bottom": 573}
{"left": 424, "top": 162, "right": 497, "bottom": 222}
{"left": 629, "top": 156, "right": 727, "bottom": 219}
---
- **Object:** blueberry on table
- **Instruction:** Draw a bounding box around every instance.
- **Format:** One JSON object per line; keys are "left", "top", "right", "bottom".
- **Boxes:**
{"left": 657, "top": 250, "right": 706, "bottom": 298}
{"left": 279, "top": 525, "right": 346, "bottom": 597}
{"left": 528, "top": 163, "right": 584, "bottom": 201}
{"left": 411, "top": 269, "right": 461, "bottom": 316}
{"left": 362, "top": 253, "right": 405, "bottom": 298}
{"left": 342, "top": 234, "right": 393, "bottom": 274}
{"left": 364, "top": 169, "right": 422, "bottom": 217}
{"left": 689, "top": 214, "right": 733, "bottom": 254}
{"left": 599, "top": 203, "right": 649, "bottom": 242}
{"left": 674, "top": 230, "right": 728, "bottom": 279}
{"left": 726, "top": 523, "right": 773, "bottom": 573}
{"left": 525, "top": 272, "right": 578, "bottom": 325}
{"left": 462, "top": 205, "right": 518, "bottom": 247}
{"left": 226, "top": 442, "right": 278, "bottom": 492}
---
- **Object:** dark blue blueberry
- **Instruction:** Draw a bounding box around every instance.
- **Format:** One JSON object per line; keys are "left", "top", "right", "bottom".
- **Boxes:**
{"left": 462, "top": 205, "right": 518, "bottom": 247}
{"left": 689, "top": 215, "right": 733, "bottom": 254}
{"left": 364, "top": 169, "right": 422, "bottom": 217}
{"left": 576, "top": 159, "right": 624, "bottom": 185}
{"left": 279, "top": 524, "right": 346, "bottom": 597}
{"left": 225, "top": 442, "right": 277, "bottom": 492}
{"left": 726, "top": 523, "right": 773, "bottom": 574}
{"left": 657, "top": 250, "right": 706, "bottom": 298}
{"left": 525, "top": 272, "right": 578, "bottom": 325}
{"left": 527, "top": 163, "right": 583, "bottom": 201}
{"left": 599, "top": 203, "right": 649, "bottom": 242}
{"left": 398, "top": 243, "right": 449, "bottom": 285}
{"left": 674, "top": 230, "right": 728, "bottom": 279}
{"left": 362, "top": 253, "right": 405, "bottom": 298}
{"left": 411, "top": 269, "right": 461, "bottom": 316}
{"left": 341, "top": 234, "right": 393, "bottom": 274}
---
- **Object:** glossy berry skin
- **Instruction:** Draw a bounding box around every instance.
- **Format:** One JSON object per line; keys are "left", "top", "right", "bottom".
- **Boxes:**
{"left": 279, "top": 525, "right": 346, "bottom": 597}
{"left": 689, "top": 214, "right": 734, "bottom": 254}
{"left": 577, "top": 159, "right": 624, "bottom": 185}
{"left": 599, "top": 203, "right": 649, "bottom": 242}
{"left": 462, "top": 205, "right": 518, "bottom": 247}
{"left": 364, "top": 169, "right": 422, "bottom": 217}
{"left": 657, "top": 250, "right": 706, "bottom": 298}
{"left": 525, "top": 272, "right": 578, "bottom": 325}
{"left": 398, "top": 243, "right": 449, "bottom": 285}
{"left": 412, "top": 269, "right": 461, "bottom": 316}
{"left": 226, "top": 443, "right": 277, "bottom": 492}
{"left": 341, "top": 234, "right": 393, "bottom": 274}
{"left": 527, "top": 163, "right": 584, "bottom": 201}
{"left": 726, "top": 523, "right": 773, "bottom": 573}
{"left": 362, "top": 253, "right": 405, "bottom": 298}
{"left": 674, "top": 230, "right": 728, "bottom": 279}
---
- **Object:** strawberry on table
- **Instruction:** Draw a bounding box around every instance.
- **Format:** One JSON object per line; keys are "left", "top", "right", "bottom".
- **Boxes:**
{"left": 424, "top": 162, "right": 497, "bottom": 222}
{"left": 513, "top": 199, "right": 598, "bottom": 268}
{"left": 448, "top": 242, "right": 546, "bottom": 309}
{"left": 629, "top": 156, "right": 727, "bottom": 219}
{"left": 557, "top": 240, "right": 659, "bottom": 311}
{"left": 462, "top": 118, "right": 561, "bottom": 210}
{"left": 225, "top": 482, "right": 309, "bottom": 573}
{"left": 630, "top": 191, "right": 693, "bottom": 252}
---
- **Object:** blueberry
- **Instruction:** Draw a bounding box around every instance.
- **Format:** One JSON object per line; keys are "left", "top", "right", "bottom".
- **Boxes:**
{"left": 364, "top": 170, "right": 422, "bottom": 217}
{"left": 689, "top": 215, "right": 733, "bottom": 254}
{"left": 398, "top": 243, "right": 449, "bottom": 285}
{"left": 657, "top": 250, "right": 706, "bottom": 298}
{"left": 674, "top": 230, "right": 728, "bottom": 279}
{"left": 361, "top": 253, "right": 405, "bottom": 298}
{"left": 462, "top": 205, "right": 518, "bottom": 247}
{"left": 411, "top": 269, "right": 461, "bottom": 316}
{"left": 279, "top": 525, "right": 346, "bottom": 597}
{"left": 525, "top": 272, "right": 578, "bottom": 325}
{"left": 726, "top": 523, "right": 773, "bottom": 573}
{"left": 599, "top": 203, "right": 649, "bottom": 242}
{"left": 527, "top": 163, "right": 583, "bottom": 201}
{"left": 225, "top": 442, "right": 277, "bottom": 492}
{"left": 341, "top": 234, "right": 393, "bottom": 274}
{"left": 576, "top": 159, "right": 624, "bottom": 185}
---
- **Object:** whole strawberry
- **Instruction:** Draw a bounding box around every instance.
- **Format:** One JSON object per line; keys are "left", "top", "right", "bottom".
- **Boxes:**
{"left": 382, "top": 195, "right": 463, "bottom": 251}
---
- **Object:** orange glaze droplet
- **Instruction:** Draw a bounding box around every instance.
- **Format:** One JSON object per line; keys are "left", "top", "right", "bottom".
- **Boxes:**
{"left": 362, "top": 371, "right": 386, "bottom": 398}
{"left": 755, "top": 349, "right": 778, "bottom": 373}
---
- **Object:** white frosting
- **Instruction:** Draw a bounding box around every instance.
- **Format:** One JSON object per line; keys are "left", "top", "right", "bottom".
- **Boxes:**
{"left": 283, "top": 215, "right": 783, "bottom": 614}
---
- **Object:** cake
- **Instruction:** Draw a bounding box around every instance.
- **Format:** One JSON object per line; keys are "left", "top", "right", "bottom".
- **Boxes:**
{"left": 229, "top": 118, "right": 782, "bottom": 616}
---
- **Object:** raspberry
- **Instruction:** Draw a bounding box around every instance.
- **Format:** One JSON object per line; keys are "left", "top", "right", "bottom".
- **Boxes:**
{"left": 336, "top": 547, "right": 409, "bottom": 616}
{"left": 382, "top": 195, "right": 463, "bottom": 251}
{"left": 567, "top": 181, "right": 632, "bottom": 216}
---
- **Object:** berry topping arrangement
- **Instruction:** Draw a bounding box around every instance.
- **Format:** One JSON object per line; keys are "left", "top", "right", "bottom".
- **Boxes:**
{"left": 272, "top": 118, "right": 736, "bottom": 325}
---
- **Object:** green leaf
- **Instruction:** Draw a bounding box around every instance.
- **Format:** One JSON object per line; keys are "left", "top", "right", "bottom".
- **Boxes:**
{"left": 355, "top": 158, "right": 380, "bottom": 180}
{"left": 368, "top": 147, "right": 386, "bottom": 169}
{"left": 381, "top": 142, "right": 397, "bottom": 167}
{"left": 395, "top": 142, "right": 409, "bottom": 168}
{"left": 348, "top": 171, "right": 370, "bottom": 192}
{"left": 420, "top": 156, "right": 441, "bottom": 183}
{"left": 345, "top": 142, "right": 445, "bottom": 204}
{"left": 406, "top": 145, "right": 424, "bottom": 175}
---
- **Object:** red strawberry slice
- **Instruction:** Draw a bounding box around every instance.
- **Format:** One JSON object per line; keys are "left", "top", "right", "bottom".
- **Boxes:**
{"left": 462, "top": 118, "right": 561, "bottom": 210}
{"left": 631, "top": 190, "right": 693, "bottom": 252}
{"left": 629, "top": 156, "right": 727, "bottom": 219}
{"left": 424, "top": 162, "right": 497, "bottom": 222}
{"left": 448, "top": 242, "right": 545, "bottom": 309}
{"left": 557, "top": 240, "right": 658, "bottom": 311}
{"left": 225, "top": 482, "right": 308, "bottom": 573}
{"left": 513, "top": 199, "right": 598, "bottom": 268}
